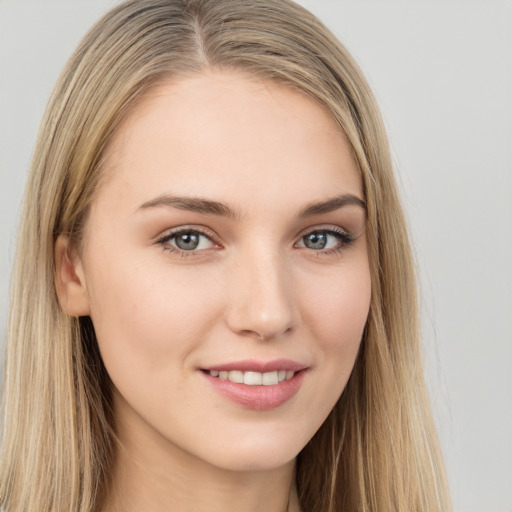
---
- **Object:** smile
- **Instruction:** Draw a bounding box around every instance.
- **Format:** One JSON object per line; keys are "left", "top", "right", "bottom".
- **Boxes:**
{"left": 201, "top": 360, "right": 308, "bottom": 410}
{"left": 207, "top": 369, "right": 296, "bottom": 386}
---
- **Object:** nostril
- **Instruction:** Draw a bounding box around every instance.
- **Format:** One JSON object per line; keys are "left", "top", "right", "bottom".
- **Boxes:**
{"left": 238, "top": 325, "right": 293, "bottom": 342}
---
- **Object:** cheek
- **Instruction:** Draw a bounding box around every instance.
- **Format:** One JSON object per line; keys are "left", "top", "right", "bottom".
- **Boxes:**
{"left": 279, "top": 261, "right": 370, "bottom": 444}
{"left": 85, "top": 252, "right": 224, "bottom": 376}
{"left": 300, "top": 262, "right": 371, "bottom": 347}
{"left": 298, "top": 261, "right": 370, "bottom": 400}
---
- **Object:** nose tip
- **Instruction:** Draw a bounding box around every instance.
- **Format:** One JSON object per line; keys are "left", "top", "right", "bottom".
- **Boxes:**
{"left": 237, "top": 310, "right": 294, "bottom": 342}
{"left": 224, "top": 255, "right": 299, "bottom": 342}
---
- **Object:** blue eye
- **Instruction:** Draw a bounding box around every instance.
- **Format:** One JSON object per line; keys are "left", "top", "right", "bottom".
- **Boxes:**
{"left": 159, "top": 229, "right": 215, "bottom": 252}
{"left": 296, "top": 229, "right": 352, "bottom": 251}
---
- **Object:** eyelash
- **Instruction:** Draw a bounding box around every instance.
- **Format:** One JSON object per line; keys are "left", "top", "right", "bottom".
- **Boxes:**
{"left": 156, "top": 226, "right": 355, "bottom": 258}
{"left": 297, "top": 227, "right": 355, "bottom": 257}
{"left": 156, "top": 227, "right": 218, "bottom": 258}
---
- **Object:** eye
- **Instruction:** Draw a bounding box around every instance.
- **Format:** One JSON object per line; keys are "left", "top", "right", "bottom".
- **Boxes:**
{"left": 157, "top": 228, "right": 216, "bottom": 253}
{"left": 296, "top": 228, "right": 353, "bottom": 252}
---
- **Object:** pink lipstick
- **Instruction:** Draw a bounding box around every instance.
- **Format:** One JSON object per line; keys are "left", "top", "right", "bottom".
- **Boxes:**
{"left": 200, "top": 359, "right": 308, "bottom": 410}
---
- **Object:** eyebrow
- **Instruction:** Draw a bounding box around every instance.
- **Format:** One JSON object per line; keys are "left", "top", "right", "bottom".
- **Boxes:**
{"left": 298, "top": 194, "right": 366, "bottom": 217}
{"left": 138, "top": 193, "right": 366, "bottom": 218}
{"left": 138, "top": 194, "right": 239, "bottom": 219}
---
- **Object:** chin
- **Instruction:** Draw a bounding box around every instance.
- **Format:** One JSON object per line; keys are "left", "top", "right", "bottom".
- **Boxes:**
{"left": 195, "top": 431, "right": 307, "bottom": 472}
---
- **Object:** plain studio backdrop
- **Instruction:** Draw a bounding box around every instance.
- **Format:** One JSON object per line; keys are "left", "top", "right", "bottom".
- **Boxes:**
{"left": 0, "top": 1, "right": 511, "bottom": 510}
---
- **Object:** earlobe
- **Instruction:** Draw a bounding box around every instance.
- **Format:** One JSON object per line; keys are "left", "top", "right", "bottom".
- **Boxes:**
{"left": 54, "top": 234, "right": 91, "bottom": 316}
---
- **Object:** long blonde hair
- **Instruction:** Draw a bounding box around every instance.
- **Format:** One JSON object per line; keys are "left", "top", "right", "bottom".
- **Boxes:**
{"left": 1, "top": 1, "right": 451, "bottom": 510}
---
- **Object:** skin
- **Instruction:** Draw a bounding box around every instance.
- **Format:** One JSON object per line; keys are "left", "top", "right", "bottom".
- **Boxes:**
{"left": 56, "top": 70, "right": 371, "bottom": 512}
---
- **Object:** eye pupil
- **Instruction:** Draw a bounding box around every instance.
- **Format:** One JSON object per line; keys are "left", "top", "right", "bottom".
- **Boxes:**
{"left": 175, "top": 232, "right": 200, "bottom": 250}
{"left": 304, "top": 232, "right": 327, "bottom": 250}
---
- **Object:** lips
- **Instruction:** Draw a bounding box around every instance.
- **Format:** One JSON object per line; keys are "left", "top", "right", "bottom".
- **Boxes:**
{"left": 200, "top": 359, "right": 308, "bottom": 410}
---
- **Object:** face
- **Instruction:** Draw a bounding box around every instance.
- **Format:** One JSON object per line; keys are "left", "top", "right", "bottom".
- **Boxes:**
{"left": 66, "top": 71, "right": 371, "bottom": 472}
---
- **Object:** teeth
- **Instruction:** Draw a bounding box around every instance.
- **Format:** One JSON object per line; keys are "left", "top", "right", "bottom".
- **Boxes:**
{"left": 228, "top": 370, "right": 244, "bottom": 383}
{"left": 244, "top": 371, "right": 262, "bottom": 385}
{"left": 208, "top": 369, "right": 296, "bottom": 385}
{"left": 262, "top": 371, "right": 278, "bottom": 385}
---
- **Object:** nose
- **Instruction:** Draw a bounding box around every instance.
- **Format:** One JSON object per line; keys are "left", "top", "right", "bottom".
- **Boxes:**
{"left": 224, "top": 247, "right": 299, "bottom": 342}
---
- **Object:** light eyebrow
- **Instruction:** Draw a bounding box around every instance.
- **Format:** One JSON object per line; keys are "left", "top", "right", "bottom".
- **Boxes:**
{"left": 298, "top": 194, "right": 366, "bottom": 217}
{"left": 138, "top": 194, "right": 239, "bottom": 219}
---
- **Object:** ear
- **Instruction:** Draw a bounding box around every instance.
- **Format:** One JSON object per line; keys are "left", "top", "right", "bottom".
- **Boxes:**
{"left": 54, "top": 234, "right": 91, "bottom": 316}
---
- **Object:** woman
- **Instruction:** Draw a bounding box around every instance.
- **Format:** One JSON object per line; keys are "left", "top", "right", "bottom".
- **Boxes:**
{"left": 0, "top": 0, "right": 451, "bottom": 511}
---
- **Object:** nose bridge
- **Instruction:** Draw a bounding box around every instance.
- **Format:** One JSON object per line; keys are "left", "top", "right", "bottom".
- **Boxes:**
{"left": 225, "top": 241, "right": 298, "bottom": 341}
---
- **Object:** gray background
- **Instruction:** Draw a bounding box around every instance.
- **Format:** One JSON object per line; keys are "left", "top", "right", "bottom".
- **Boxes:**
{"left": 1, "top": 1, "right": 511, "bottom": 510}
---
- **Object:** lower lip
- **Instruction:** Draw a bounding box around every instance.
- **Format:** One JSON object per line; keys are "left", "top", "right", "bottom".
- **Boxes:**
{"left": 201, "top": 370, "right": 306, "bottom": 410}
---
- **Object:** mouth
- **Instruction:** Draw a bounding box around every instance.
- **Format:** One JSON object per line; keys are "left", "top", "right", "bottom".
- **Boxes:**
{"left": 200, "top": 359, "right": 308, "bottom": 410}
{"left": 203, "top": 369, "right": 296, "bottom": 386}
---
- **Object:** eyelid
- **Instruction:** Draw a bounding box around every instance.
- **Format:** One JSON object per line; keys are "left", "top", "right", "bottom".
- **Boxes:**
{"left": 294, "top": 225, "right": 354, "bottom": 252}
{"left": 156, "top": 225, "right": 218, "bottom": 241}
{"left": 155, "top": 225, "right": 222, "bottom": 255}
{"left": 295, "top": 225, "right": 352, "bottom": 241}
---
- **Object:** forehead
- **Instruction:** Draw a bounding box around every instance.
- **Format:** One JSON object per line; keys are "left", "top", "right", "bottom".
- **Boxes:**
{"left": 96, "top": 70, "right": 362, "bottom": 216}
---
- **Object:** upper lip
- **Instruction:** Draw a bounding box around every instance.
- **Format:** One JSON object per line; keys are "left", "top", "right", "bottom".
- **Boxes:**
{"left": 201, "top": 359, "right": 308, "bottom": 373}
